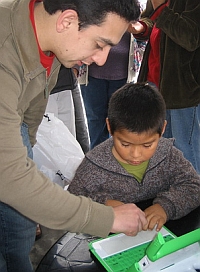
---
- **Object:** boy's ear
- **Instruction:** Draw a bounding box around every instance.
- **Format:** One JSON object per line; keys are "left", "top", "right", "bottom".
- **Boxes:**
{"left": 106, "top": 118, "right": 112, "bottom": 135}
{"left": 56, "top": 10, "right": 78, "bottom": 33}
{"left": 161, "top": 120, "right": 167, "bottom": 136}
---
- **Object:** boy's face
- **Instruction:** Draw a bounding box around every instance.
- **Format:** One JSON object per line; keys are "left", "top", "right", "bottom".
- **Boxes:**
{"left": 112, "top": 129, "right": 161, "bottom": 166}
{"left": 52, "top": 12, "right": 129, "bottom": 68}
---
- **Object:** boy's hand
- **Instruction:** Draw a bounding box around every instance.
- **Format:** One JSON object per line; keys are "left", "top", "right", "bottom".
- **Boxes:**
{"left": 143, "top": 204, "right": 167, "bottom": 231}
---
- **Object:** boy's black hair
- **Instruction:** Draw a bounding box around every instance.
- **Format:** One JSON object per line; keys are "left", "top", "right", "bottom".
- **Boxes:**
{"left": 43, "top": 0, "right": 140, "bottom": 29}
{"left": 108, "top": 83, "right": 166, "bottom": 136}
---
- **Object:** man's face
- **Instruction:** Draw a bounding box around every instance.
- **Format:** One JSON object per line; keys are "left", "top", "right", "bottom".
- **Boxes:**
{"left": 53, "top": 13, "right": 129, "bottom": 68}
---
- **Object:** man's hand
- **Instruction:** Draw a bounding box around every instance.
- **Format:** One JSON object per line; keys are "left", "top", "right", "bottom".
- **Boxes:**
{"left": 105, "top": 199, "right": 124, "bottom": 207}
{"left": 143, "top": 204, "right": 167, "bottom": 231}
{"left": 151, "top": 0, "right": 166, "bottom": 10}
{"left": 127, "top": 22, "right": 145, "bottom": 35}
{"left": 111, "top": 203, "right": 148, "bottom": 236}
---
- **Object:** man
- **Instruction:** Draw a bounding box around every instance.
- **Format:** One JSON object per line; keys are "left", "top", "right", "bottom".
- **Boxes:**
{"left": 130, "top": 0, "right": 200, "bottom": 174}
{"left": 0, "top": 0, "right": 147, "bottom": 271}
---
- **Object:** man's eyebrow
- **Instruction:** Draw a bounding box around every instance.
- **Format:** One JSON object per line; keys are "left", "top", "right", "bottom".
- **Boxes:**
{"left": 99, "top": 37, "right": 116, "bottom": 47}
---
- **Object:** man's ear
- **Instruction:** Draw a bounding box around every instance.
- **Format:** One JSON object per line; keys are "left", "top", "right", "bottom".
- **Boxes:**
{"left": 106, "top": 118, "right": 112, "bottom": 135}
{"left": 161, "top": 120, "right": 167, "bottom": 136}
{"left": 56, "top": 10, "right": 78, "bottom": 33}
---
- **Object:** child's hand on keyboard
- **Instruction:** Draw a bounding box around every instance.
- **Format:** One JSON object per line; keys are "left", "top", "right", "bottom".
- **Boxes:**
{"left": 143, "top": 204, "right": 167, "bottom": 231}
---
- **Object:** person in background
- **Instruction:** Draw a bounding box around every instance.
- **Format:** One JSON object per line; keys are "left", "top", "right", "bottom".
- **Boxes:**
{"left": 130, "top": 0, "right": 200, "bottom": 174}
{"left": 69, "top": 83, "right": 200, "bottom": 231}
{"left": 0, "top": 0, "right": 147, "bottom": 271}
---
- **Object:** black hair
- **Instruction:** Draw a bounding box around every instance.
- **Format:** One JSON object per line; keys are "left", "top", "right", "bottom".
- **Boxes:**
{"left": 108, "top": 83, "right": 166, "bottom": 136}
{"left": 43, "top": 0, "right": 140, "bottom": 29}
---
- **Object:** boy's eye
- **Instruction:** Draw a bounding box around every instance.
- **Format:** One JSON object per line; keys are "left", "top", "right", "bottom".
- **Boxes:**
{"left": 144, "top": 144, "right": 152, "bottom": 148}
{"left": 121, "top": 143, "right": 130, "bottom": 147}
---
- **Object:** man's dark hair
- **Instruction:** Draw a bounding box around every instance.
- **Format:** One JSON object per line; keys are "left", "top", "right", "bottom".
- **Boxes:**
{"left": 108, "top": 83, "right": 166, "bottom": 136}
{"left": 43, "top": 0, "right": 140, "bottom": 29}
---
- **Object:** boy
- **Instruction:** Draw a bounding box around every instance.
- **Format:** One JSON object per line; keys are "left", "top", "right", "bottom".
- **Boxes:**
{"left": 69, "top": 83, "right": 200, "bottom": 231}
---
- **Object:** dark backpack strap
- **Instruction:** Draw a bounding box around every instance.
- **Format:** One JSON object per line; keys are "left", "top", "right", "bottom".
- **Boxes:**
{"left": 50, "top": 65, "right": 75, "bottom": 94}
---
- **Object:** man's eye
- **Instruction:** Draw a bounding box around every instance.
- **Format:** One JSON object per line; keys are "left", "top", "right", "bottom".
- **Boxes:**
{"left": 96, "top": 44, "right": 103, "bottom": 50}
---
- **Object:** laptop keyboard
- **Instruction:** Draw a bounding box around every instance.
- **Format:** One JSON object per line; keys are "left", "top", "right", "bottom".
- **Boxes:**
{"left": 103, "top": 235, "right": 174, "bottom": 272}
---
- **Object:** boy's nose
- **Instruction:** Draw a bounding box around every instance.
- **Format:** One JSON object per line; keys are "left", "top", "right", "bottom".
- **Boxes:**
{"left": 130, "top": 146, "right": 141, "bottom": 158}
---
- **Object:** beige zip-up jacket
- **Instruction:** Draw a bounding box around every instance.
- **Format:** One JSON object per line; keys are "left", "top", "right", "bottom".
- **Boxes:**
{"left": 0, "top": 0, "right": 113, "bottom": 237}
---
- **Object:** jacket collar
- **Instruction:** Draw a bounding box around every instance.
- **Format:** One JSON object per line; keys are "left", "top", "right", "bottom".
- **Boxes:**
{"left": 11, "top": 0, "right": 60, "bottom": 79}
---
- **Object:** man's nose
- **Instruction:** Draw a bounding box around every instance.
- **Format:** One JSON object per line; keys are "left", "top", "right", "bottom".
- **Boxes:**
{"left": 91, "top": 47, "right": 111, "bottom": 66}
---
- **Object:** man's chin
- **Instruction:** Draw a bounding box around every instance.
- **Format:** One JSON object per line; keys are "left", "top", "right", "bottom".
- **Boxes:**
{"left": 58, "top": 60, "right": 76, "bottom": 68}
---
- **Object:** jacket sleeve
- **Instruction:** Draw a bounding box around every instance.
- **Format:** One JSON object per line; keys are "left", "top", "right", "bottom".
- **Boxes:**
{"left": 156, "top": 1, "right": 200, "bottom": 51}
{"left": 153, "top": 146, "right": 200, "bottom": 220}
{"left": 0, "top": 69, "right": 114, "bottom": 238}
